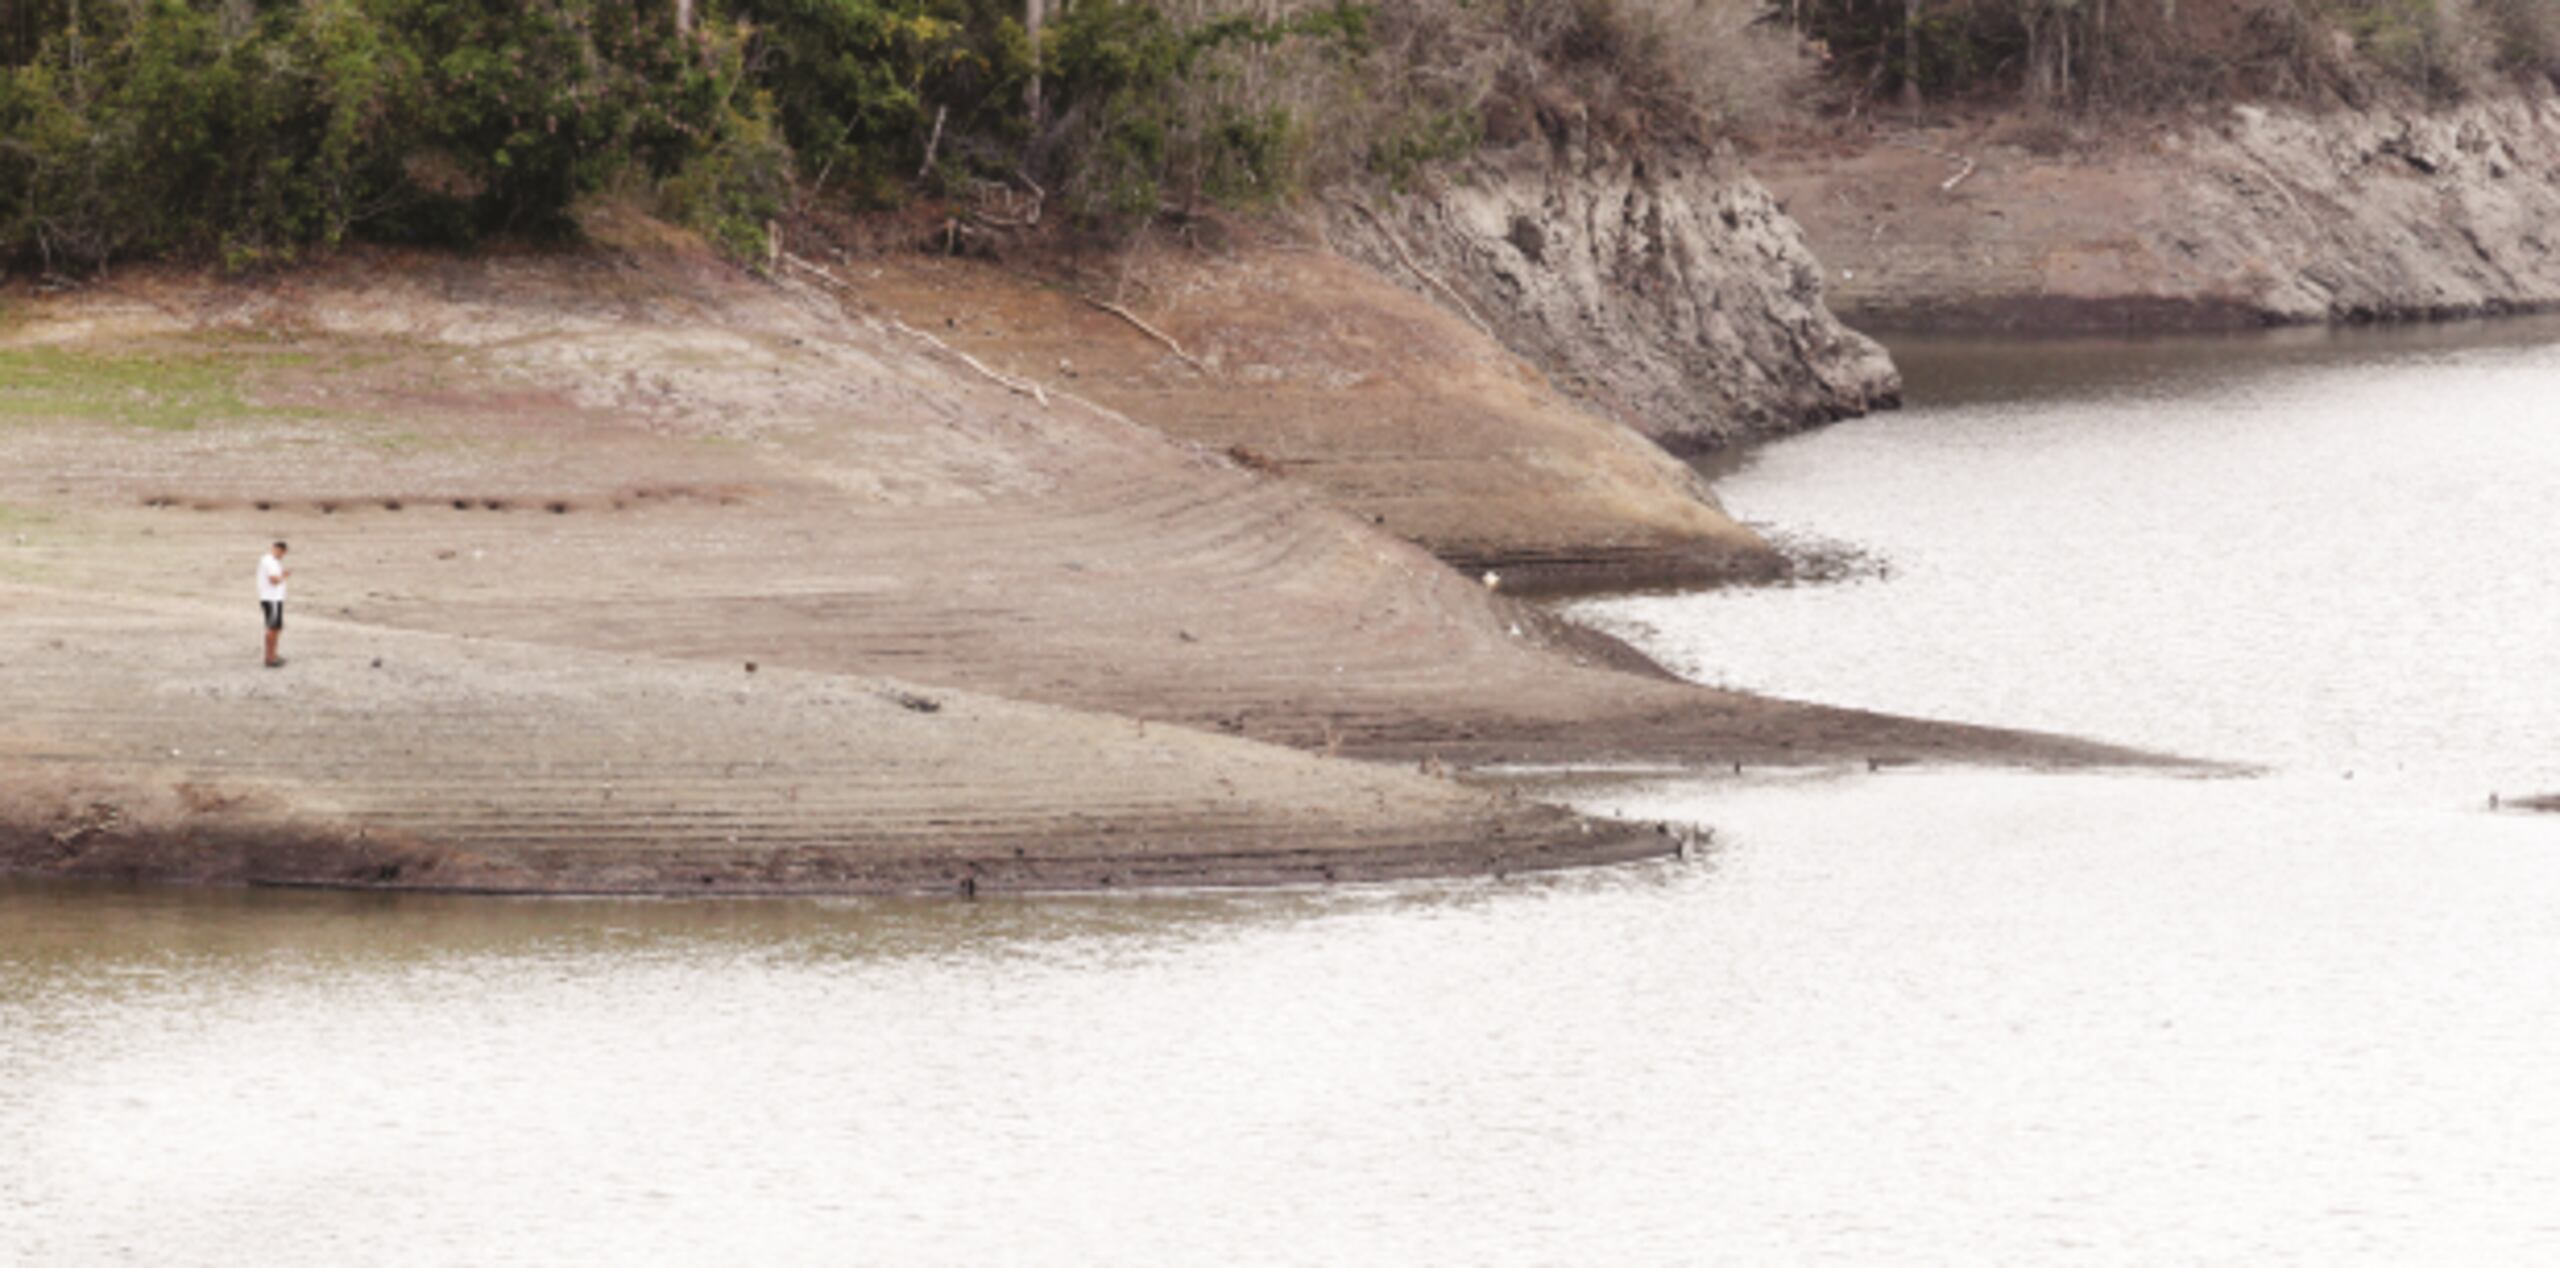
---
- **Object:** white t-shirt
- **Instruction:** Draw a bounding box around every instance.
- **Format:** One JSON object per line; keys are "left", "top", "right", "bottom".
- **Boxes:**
{"left": 258, "top": 554, "right": 287, "bottom": 603}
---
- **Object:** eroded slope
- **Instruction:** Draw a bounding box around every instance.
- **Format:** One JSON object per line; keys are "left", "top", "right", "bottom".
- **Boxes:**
{"left": 0, "top": 229, "right": 2135, "bottom": 892}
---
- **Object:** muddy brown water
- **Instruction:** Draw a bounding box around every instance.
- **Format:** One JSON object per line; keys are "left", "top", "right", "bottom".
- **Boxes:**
{"left": 7, "top": 318, "right": 2560, "bottom": 1264}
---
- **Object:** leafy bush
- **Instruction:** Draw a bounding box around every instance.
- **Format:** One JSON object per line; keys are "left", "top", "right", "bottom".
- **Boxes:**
{"left": 1343, "top": 0, "right": 1816, "bottom": 172}
{"left": 2324, "top": 0, "right": 2465, "bottom": 92}
{"left": 0, "top": 0, "right": 1831, "bottom": 267}
{"left": 0, "top": 0, "right": 794, "bottom": 270}
{"left": 2479, "top": 0, "right": 2560, "bottom": 78}
{"left": 736, "top": 0, "right": 1020, "bottom": 203}
{"left": 1034, "top": 1, "right": 1368, "bottom": 216}
{"left": 8, "top": 0, "right": 2558, "bottom": 275}
{"left": 653, "top": 26, "right": 797, "bottom": 260}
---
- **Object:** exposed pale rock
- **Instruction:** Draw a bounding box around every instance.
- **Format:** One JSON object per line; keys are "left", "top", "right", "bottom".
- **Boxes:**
{"left": 1328, "top": 138, "right": 1901, "bottom": 451}
{"left": 1765, "top": 95, "right": 2560, "bottom": 332}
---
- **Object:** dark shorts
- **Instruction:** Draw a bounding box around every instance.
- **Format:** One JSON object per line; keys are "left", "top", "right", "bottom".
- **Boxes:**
{"left": 261, "top": 601, "right": 285, "bottom": 631}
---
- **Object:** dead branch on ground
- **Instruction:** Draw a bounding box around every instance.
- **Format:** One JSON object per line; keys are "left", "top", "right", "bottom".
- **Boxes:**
{"left": 778, "top": 253, "right": 1049, "bottom": 408}
{"left": 1084, "top": 297, "right": 1207, "bottom": 373}
{"left": 1343, "top": 198, "right": 1496, "bottom": 339}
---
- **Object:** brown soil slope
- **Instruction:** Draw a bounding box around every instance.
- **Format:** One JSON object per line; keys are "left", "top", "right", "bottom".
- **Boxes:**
{"left": 0, "top": 227, "right": 2138, "bottom": 892}
{"left": 832, "top": 241, "right": 1780, "bottom": 590}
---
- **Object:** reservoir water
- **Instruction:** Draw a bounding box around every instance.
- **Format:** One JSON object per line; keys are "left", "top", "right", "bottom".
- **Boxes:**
{"left": 5, "top": 320, "right": 2558, "bottom": 1265}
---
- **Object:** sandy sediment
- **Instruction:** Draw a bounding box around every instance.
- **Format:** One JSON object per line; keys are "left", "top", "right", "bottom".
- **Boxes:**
{"left": 1760, "top": 95, "right": 2560, "bottom": 333}
{"left": 0, "top": 589, "right": 1667, "bottom": 894}
{"left": 0, "top": 227, "right": 2146, "bottom": 893}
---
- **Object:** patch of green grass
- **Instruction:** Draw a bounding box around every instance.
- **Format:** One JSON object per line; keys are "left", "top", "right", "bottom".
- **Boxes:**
{"left": 0, "top": 503, "right": 54, "bottom": 526}
{"left": 0, "top": 346, "right": 314, "bottom": 432}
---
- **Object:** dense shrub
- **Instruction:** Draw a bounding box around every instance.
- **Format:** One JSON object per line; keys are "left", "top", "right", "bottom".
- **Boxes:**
{"left": 1089, "top": 0, "right": 1810, "bottom": 203}
{"left": 735, "top": 0, "right": 1024, "bottom": 202}
{"left": 1033, "top": 1, "right": 1372, "bottom": 214}
{"left": 2479, "top": 0, "right": 2560, "bottom": 79}
{"left": 1, "top": 0, "right": 1816, "bottom": 268}
{"left": 0, "top": 0, "right": 803, "bottom": 270}
{"left": 3, "top": 0, "right": 910, "bottom": 270}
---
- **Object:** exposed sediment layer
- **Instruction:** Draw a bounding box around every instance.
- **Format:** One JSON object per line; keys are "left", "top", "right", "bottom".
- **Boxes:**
{"left": 0, "top": 230, "right": 2143, "bottom": 894}
{"left": 0, "top": 590, "right": 1666, "bottom": 894}
{"left": 1325, "top": 137, "right": 1901, "bottom": 451}
{"left": 1761, "top": 94, "right": 2560, "bottom": 333}
{"left": 832, "top": 242, "right": 1783, "bottom": 589}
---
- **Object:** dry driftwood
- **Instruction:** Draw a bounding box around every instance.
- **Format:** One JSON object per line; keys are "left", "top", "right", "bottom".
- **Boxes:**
{"left": 1084, "top": 297, "right": 1207, "bottom": 373}
{"left": 779, "top": 253, "right": 1050, "bottom": 408}
{"left": 918, "top": 105, "right": 949, "bottom": 179}
{"left": 1887, "top": 138, "right": 1980, "bottom": 194}
{"left": 1344, "top": 198, "right": 1495, "bottom": 339}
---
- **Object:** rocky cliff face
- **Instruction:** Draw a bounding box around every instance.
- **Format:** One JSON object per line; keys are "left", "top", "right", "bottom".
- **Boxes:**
{"left": 1760, "top": 93, "right": 2560, "bottom": 332}
{"left": 2191, "top": 96, "right": 2560, "bottom": 322}
{"left": 1324, "top": 137, "right": 1901, "bottom": 452}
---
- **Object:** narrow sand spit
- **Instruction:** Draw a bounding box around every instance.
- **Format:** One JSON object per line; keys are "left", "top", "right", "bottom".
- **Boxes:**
{"left": 0, "top": 589, "right": 1659, "bottom": 893}
{"left": 0, "top": 231, "right": 2146, "bottom": 893}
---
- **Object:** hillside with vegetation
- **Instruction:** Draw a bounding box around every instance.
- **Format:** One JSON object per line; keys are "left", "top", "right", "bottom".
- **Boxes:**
{"left": 0, "top": 0, "right": 1789, "bottom": 272}
{"left": 1764, "top": 0, "right": 2560, "bottom": 330}
{"left": 7, "top": 1, "right": 2556, "bottom": 269}
{"left": 5, "top": 0, "right": 2553, "bottom": 414}
{"left": 15, "top": 0, "right": 2505, "bottom": 894}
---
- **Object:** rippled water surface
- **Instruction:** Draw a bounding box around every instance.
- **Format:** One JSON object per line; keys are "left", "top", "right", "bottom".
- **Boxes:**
{"left": 7, "top": 321, "right": 2559, "bottom": 1265}
{"left": 1598, "top": 318, "right": 2560, "bottom": 797}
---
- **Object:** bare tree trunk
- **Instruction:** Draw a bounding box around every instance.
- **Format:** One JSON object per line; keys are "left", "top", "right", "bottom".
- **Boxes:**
{"left": 2093, "top": 0, "right": 2106, "bottom": 96}
{"left": 66, "top": 0, "right": 85, "bottom": 98}
{"left": 1901, "top": 0, "right": 1923, "bottom": 112}
{"left": 2059, "top": 18, "right": 2071, "bottom": 99}
{"left": 2024, "top": 0, "right": 2084, "bottom": 105}
{"left": 1026, "top": 0, "right": 1048, "bottom": 131}
{"left": 676, "top": 0, "right": 694, "bottom": 36}
{"left": 2027, "top": 8, "right": 2055, "bottom": 102}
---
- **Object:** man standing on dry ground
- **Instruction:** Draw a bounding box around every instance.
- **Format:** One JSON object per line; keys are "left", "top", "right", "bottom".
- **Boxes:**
{"left": 258, "top": 540, "right": 290, "bottom": 668}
